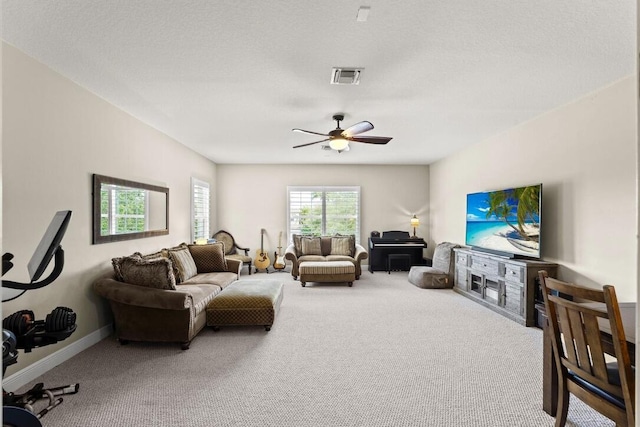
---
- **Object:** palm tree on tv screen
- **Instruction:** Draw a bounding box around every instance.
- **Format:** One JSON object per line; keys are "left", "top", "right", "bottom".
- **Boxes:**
{"left": 486, "top": 185, "right": 539, "bottom": 242}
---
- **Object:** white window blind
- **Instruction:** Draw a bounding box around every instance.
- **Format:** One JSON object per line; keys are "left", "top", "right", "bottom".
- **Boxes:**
{"left": 287, "top": 186, "right": 360, "bottom": 243}
{"left": 191, "top": 178, "right": 211, "bottom": 242}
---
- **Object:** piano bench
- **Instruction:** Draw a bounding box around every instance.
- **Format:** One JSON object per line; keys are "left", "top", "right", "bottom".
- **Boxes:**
{"left": 387, "top": 253, "right": 412, "bottom": 274}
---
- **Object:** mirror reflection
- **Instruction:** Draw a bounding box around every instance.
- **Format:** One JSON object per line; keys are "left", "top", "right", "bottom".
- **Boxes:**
{"left": 92, "top": 174, "right": 169, "bottom": 244}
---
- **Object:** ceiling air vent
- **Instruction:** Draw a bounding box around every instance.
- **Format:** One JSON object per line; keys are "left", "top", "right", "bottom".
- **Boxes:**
{"left": 331, "top": 67, "right": 363, "bottom": 85}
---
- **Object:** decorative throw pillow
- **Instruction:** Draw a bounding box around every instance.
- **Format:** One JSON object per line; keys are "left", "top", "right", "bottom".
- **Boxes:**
{"left": 335, "top": 233, "right": 356, "bottom": 257}
{"left": 330, "top": 236, "right": 352, "bottom": 256}
{"left": 112, "top": 253, "right": 142, "bottom": 281}
{"left": 166, "top": 245, "right": 198, "bottom": 283}
{"left": 301, "top": 236, "right": 322, "bottom": 255}
{"left": 292, "top": 234, "right": 303, "bottom": 257}
{"left": 188, "top": 242, "right": 228, "bottom": 273}
{"left": 117, "top": 256, "right": 176, "bottom": 290}
{"left": 139, "top": 250, "right": 167, "bottom": 260}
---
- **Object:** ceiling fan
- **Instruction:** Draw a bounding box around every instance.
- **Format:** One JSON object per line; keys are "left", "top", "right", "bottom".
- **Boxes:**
{"left": 292, "top": 114, "right": 392, "bottom": 153}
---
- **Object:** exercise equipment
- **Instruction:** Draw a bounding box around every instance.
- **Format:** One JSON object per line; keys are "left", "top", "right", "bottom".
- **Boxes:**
{"left": 2, "top": 210, "right": 77, "bottom": 426}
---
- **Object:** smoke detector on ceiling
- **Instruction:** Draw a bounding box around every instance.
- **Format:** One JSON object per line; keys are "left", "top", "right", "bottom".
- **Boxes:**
{"left": 331, "top": 67, "right": 363, "bottom": 85}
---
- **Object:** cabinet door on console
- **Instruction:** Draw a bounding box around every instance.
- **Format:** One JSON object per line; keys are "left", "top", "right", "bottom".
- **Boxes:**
{"left": 503, "top": 282, "right": 524, "bottom": 315}
{"left": 454, "top": 251, "right": 469, "bottom": 291}
{"left": 503, "top": 264, "right": 525, "bottom": 316}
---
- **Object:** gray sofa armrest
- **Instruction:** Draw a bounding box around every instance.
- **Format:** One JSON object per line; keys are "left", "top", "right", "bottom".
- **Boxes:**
{"left": 284, "top": 244, "right": 299, "bottom": 278}
{"left": 284, "top": 244, "right": 297, "bottom": 262}
{"left": 93, "top": 277, "right": 193, "bottom": 311}
{"left": 225, "top": 258, "right": 242, "bottom": 278}
{"left": 355, "top": 244, "right": 368, "bottom": 262}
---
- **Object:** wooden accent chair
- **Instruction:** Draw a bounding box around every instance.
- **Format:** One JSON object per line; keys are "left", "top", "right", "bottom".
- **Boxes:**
{"left": 212, "top": 230, "right": 252, "bottom": 275}
{"left": 538, "top": 271, "right": 635, "bottom": 427}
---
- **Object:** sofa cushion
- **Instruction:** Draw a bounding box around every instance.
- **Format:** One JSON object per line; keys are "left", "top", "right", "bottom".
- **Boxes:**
{"left": 301, "top": 237, "right": 322, "bottom": 255}
{"left": 188, "top": 242, "right": 228, "bottom": 273}
{"left": 298, "top": 255, "right": 326, "bottom": 263}
{"left": 180, "top": 272, "right": 239, "bottom": 289}
{"left": 326, "top": 255, "right": 355, "bottom": 263}
{"left": 167, "top": 245, "right": 198, "bottom": 283}
{"left": 118, "top": 256, "right": 177, "bottom": 290}
{"left": 330, "top": 236, "right": 352, "bottom": 256}
{"left": 174, "top": 283, "right": 222, "bottom": 314}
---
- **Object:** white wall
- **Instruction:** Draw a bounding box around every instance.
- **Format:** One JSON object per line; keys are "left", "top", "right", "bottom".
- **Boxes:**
{"left": 430, "top": 76, "right": 637, "bottom": 301}
{"left": 2, "top": 43, "right": 217, "bottom": 374}
{"left": 216, "top": 164, "right": 430, "bottom": 259}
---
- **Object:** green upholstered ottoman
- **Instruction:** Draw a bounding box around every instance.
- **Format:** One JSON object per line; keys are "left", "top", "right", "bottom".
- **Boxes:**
{"left": 298, "top": 261, "right": 355, "bottom": 287}
{"left": 206, "top": 279, "right": 283, "bottom": 331}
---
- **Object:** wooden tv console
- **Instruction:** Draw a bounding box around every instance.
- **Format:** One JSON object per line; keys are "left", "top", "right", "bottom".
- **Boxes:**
{"left": 453, "top": 248, "right": 557, "bottom": 327}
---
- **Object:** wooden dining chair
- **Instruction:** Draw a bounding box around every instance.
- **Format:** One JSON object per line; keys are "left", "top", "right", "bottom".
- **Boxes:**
{"left": 538, "top": 271, "right": 635, "bottom": 426}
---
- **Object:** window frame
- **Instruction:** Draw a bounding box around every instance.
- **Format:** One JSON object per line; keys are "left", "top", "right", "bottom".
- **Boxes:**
{"left": 191, "top": 177, "right": 211, "bottom": 243}
{"left": 287, "top": 186, "right": 361, "bottom": 243}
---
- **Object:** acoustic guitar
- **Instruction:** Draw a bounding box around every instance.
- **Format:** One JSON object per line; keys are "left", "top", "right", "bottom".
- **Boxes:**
{"left": 254, "top": 229, "right": 271, "bottom": 271}
{"left": 273, "top": 231, "right": 286, "bottom": 271}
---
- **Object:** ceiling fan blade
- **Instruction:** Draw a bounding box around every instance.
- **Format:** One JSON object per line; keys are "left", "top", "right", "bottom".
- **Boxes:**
{"left": 342, "top": 121, "right": 374, "bottom": 137}
{"left": 292, "top": 128, "right": 330, "bottom": 137}
{"left": 293, "top": 138, "right": 330, "bottom": 149}
{"left": 348, "top": 136, "right": 392, "bottom": 144}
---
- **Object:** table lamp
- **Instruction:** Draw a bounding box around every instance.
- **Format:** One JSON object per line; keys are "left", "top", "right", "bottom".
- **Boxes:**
{"left": 410, "top": 215, "right": 420, "bottom": 238}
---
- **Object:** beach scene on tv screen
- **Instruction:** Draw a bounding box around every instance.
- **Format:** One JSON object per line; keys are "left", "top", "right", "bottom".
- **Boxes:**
{"left": 466, "top": 185, "right": 540, "bottom": 257}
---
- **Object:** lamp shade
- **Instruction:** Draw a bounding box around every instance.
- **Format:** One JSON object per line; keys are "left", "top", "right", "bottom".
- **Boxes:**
{"left": 329, "top": 138, "right": 349, "bottom": 151}
{"left": 410, "top": 215, "right": 420, "bottom": 228}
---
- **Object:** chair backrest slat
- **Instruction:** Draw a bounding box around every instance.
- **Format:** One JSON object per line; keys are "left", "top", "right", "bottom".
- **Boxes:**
{"left": 556, "top": 305, "right": 578, "bottom": 366}
{"left": 582, "top": 314, "right": 608, "bottom": 381}
{"left": 567, "top": 308, "right": 592, "bottom": 373}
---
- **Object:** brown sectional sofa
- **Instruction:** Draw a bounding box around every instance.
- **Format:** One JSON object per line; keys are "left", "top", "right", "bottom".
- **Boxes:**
{"left": 284, "top": 234, "right": 368, "bottom": 280}
{"left": 93, "top": 242, "right": 240, "bottom": 349}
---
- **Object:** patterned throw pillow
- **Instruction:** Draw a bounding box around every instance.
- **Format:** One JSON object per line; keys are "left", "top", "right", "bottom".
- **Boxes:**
{"left": 167, "top": 245, "right": 198, "bottom": 283}
{"left": 330, "top": 236, "right": 352, "bottom": 256}
{"left": 118, "top": 256, "right": 176, "bottom": 290}
{"left": 301, "top": 237, "right": 322, "bottom": 255}
{"left": 188, "top": 242, "right": 228, "bottom": 273}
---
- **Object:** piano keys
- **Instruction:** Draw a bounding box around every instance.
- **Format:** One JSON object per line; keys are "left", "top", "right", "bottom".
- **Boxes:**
{"left": 368, "top": 231, "right": 427, "bottom": 272}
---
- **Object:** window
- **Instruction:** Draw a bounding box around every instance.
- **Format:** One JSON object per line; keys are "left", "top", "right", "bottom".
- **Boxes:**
{"left": 287, "top": 186, "right": 360, "bottom": 242}
{"left": 100, "top": 185, "right": 149, "bottom": 235}
{"left": 191, "top": 178, "right": 211, "bottom": 242}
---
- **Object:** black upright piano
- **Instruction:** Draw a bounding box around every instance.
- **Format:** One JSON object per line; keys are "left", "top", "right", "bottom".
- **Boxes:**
{"left": 368, "top": 231, "right": 427, "bottom": 272}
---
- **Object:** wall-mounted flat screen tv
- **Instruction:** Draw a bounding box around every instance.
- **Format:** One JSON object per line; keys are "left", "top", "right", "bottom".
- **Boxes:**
{"left": 465, "top": 184, "right": 541, "bottom": 259}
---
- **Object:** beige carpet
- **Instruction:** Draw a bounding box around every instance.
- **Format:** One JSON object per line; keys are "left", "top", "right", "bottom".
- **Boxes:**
{"left": 16, "top": 272, "right": 613, "bottom": 426}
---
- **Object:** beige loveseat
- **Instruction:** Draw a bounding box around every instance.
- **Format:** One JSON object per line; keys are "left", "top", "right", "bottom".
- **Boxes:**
{"left": 93, "top": 242, "right": 240, "bottom": 350}
{"left": 284, "top": 234, "right": 368, "bottom": 280}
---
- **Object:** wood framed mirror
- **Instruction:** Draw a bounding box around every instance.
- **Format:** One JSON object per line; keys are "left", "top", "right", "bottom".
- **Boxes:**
{"left": 92, "top": 174, "right": 169, "bottom": 244}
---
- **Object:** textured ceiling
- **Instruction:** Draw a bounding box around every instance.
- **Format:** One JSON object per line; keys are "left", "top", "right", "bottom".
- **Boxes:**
{"left": 2, "top": 1, "right": 635, "bottom": 165}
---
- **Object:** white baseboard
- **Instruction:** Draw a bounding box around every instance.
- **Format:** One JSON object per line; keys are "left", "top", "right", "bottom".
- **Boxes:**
{"left": 3, "top": 325, "right": 112, "bottom": 391}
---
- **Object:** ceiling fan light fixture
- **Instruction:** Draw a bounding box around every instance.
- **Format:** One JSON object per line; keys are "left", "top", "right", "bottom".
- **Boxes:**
{"left": 329, "top": 138, "right": 349, "bottom": 151}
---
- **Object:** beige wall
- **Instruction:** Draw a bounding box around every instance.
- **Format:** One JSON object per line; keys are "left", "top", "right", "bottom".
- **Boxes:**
{"left": 2, "top": 43, "right": 217, "bottom": 374}
{"left": 216, "top": 164, "right": 430, "bottom": 258}
{"left": 430, "top": 76, "right": 637, "bottom": 301}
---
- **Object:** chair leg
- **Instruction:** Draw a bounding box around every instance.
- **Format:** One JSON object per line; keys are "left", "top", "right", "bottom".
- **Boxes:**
{"left": 248, "top": 261, "right": 252, "bottom": 275}
{"left": 555, "top": 382, "right": 569, "bottom": 427}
